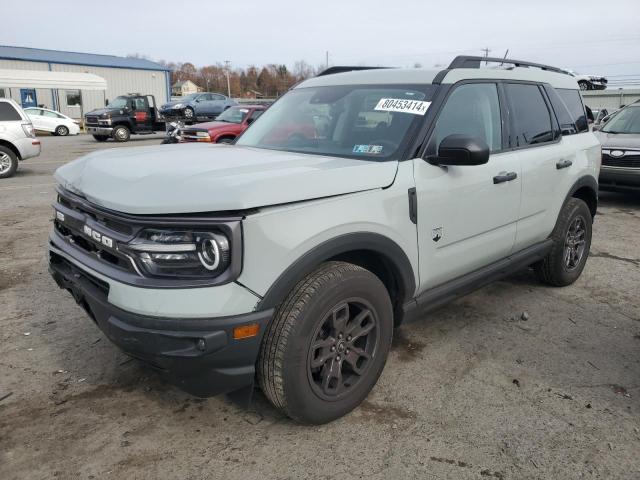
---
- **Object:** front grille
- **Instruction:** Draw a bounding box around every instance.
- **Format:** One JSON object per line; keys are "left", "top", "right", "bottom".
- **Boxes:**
{"left": 602, "top": 153, "right": 640, "bottom": 169}
{"left": 50, "top": 251, "right": 110, "bottom": 297}
{"left": 85, "top": 116, "right": 99, "bottom": 124}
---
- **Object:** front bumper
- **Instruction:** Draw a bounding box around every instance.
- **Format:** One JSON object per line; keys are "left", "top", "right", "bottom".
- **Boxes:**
{"left": 48, "top": 248, "right": 273, "bottom": 398}
{"left": 86, "top": 125, "right": 114, "bottom": 136}
{"left": 599, "top": 167, "right": 640, "bottom": 191}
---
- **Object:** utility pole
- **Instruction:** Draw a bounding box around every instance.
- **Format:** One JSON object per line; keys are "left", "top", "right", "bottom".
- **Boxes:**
{"left": 481, "top": 47, "right": 491, "bottom": 65}
{"left": 325, "top": 51, "right": 329, "bottom": 69}
{"left": 224, "top": 60, "right": 231, "bottom": 98}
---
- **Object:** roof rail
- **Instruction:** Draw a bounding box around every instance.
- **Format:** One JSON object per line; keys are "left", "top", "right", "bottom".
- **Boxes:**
{"left": 316, "top": 66, "right": 389, "bottom": 77}
{"left": 447, "top": 56, "right": 568, "bottom": 75}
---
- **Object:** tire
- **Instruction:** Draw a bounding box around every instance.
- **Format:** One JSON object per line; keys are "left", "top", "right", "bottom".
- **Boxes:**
{"left": 534, "top": 198, "right": 592, "bottom": 287}
{"left": 578, "top": 80, "right": 590, "bottom": 91}
{"left": 257, "top": 261, "right": 393, "bottom": 424}
{"left": 93, "top": 135, "right": 109, "bottom": 142}
{"left": 216, "top": 136, "right": 234, "bottom": 144}
{"left": 112, "top": 125, "right": 130, "bottom": 142}
{"left": 0, "top": 145, "right": 18, "bottom": 179}
{"left": 55, "top": 125, "right": 69, "bottom": 136}
{"left": 183, "top": 107, "right": 195, "bottom": 120}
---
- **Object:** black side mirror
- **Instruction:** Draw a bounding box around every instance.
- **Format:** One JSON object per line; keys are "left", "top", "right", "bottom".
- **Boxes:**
{"left": 431, "top": 134, "right": 490, "bottom": 166}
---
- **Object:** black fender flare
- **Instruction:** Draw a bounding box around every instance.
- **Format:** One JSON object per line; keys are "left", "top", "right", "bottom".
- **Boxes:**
{"left": 565, "top": 175, "right": 598, "bottom": 217}
{"left": 256, "top": 232, "right": 417, "bottom": 310}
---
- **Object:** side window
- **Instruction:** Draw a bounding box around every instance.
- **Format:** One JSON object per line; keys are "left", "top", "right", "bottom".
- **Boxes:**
{"left": 132, "top": 97, "right": 148, "bottom": 111}
{"left": 544, "top": 86, "right": 577, "bottom": 135}
{"left": 505, "top": 83, "right": 554, "bottom": 146}
{"left": 43, "top": 110, "right": 61, "bottom": 118}
{"left": 557, "top": 89, "right": 588, "bottom": 133}
{"left": 0, "top": 102, "right": 22, "bottom": 121}
{"left": 213, "top": 94, "right": 225, "bottom": 101}
{"left": 200, "top": 94, "right": 213, "bottom": 101}
{"left": 428, "top": 83, "right": 502, "bottom": 154}
{"left": 28, "top": 108, "right": 43, "bottom": 116}
{"left": 249, "top": 109, "right": 264, "bottom": 121}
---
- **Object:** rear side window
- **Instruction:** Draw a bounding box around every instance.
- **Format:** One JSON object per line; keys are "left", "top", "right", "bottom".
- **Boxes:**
{"left": 544, "top": 86, "right": 578, "bottom": 135}
{"left": 505, "top": 83, "right": 555, "bottom": 147}
{"left": 557, "top": 89, "right": 588, "bottom": 133}
{"left": 0, "top": 102, "right": 22, "bottom": 121}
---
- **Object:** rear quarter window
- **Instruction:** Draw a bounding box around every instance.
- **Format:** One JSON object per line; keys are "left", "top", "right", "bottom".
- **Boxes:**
{"left": 556, "top": 88, "right": 588, "bottom": 133}
{"left": 0, "top": 102, "right": 22, "bottom": 121}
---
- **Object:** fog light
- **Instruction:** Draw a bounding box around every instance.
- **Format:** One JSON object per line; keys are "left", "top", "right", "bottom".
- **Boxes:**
{"left": 196, "top": 338, "right": 206, "bottom": 351}
{"left": 233, "top": 323, "right": 260, "bottom": 340}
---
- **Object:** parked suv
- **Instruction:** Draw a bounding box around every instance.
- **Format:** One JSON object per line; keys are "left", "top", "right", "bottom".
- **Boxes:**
{"left": 0, "top": 98, "right": 41, "bottom": 178}
{"left": 48, "top": 56, "right": 600, "bottom": 424}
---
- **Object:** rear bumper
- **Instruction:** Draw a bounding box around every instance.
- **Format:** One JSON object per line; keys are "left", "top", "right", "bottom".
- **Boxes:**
{"left": 86, "top": 125, "right": 114, "bottom": 136}
{"left": 14, "top": 136, "right": 41, "bottom": 160}
{"left": 599, "top": 167, "right": 640, "bottom": 191}
{"left": 48, "top": 249, "right": 273, "bottom": 398}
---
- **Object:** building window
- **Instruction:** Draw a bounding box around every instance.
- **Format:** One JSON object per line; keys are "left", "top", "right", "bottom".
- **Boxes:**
{"left": 66, "top": 90, "right": 81, "bottom": 107}
{"left": 0, "top": 88, "right": 6, "bottom": 98}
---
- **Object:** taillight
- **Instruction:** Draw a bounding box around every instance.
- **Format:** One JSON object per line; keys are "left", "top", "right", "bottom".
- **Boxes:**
{"left": 21, "top": 123, "right": 36, "bottom": 138}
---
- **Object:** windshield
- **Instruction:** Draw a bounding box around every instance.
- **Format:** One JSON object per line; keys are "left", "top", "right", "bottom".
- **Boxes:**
{"left": 236, "top": 84, "right": 435, "bottom": 160}
{"left": 107, "top": 97, "right": 129, "bottom": 109}
{"left": 601, "top": 106, "right": 640, "bottom": 134}
{"left": 217, "top": 107, "right": 250, "bottom": 124}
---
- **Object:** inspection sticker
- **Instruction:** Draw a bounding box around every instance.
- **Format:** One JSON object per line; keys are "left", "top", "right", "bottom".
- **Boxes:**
{"left": 353, "top": 144, "right": 384, "bottom": 154}
{"left": 374, "top": 98, "right": 431, "bottom": 115}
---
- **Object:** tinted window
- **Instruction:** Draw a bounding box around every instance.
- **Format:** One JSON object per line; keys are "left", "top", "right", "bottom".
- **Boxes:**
{"left": 132, "top": 97, "right": 148, "bottom": 111}
{"left": 428, "top": 83, "right": 502, "bottom": 153}
{"left": 506, "top": 84, "right": 554, "bottom": 146}
{"left": 545, "top": 86, "right": 578, "bottom": 135}
{"left": 557, "top": 89, "right": 588, "bottom": 132}
{"left": 66, "top": 90, "right": 81, "bottom": 107}
{"left": 0, "top": 102, "right": 22, "bottom": 121}
{"left": 249, "top": 109, "right": 264, "bottom": 120}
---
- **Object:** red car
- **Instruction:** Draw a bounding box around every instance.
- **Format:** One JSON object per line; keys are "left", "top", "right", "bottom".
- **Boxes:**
{"left": 180, "top": 105, "right": 266, "bottom": 144}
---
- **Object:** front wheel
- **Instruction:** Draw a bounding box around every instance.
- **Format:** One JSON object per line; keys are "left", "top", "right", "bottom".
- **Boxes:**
{"left": 257, "top": 261, "right": 393, "bottom": 424}
{"left": 112, "top": 125, "right": 130, "bottom": 142}
{"left": 55, "top": 125, "right": 69, "bottom": 136}
{"left": 183, "top": 107, "right": 195, "bottom": 120}
{"left": 578, "top": 80, "right": 590, "bottom": 91}
{"left": 534, "top": 198, "right": 592, "bottom": 286}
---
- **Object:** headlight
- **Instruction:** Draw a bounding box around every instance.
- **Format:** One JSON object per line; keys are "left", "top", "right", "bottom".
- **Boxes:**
{"left": 172, "top": 103, "right": 184, "bottom": 109}
{"left": 122, "top": 228, "right": 232, "bottom": 279}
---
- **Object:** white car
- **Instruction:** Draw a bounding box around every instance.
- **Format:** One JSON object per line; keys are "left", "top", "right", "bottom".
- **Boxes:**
{"left": 24, "top": 107, "right": 80, "bottom": 136}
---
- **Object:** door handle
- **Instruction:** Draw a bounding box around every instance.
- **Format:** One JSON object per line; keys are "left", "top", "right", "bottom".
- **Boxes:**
{"left": 556, "top": 159, "right": 573, "bottom": 170}
{"left": 493, "top": 171, "right": 518, "bottom": 184}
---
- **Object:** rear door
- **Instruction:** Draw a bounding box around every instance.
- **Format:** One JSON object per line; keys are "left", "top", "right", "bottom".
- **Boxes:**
{"left": 413, "top": 82, "right": 521, "bottom": 291}
{"left": 503, "top": 83, "right": 572, "bottom": 251}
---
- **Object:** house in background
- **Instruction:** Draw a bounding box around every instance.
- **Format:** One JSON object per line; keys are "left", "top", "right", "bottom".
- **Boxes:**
{"left": 172, "top": 80, "right": 202, "bottom": 96}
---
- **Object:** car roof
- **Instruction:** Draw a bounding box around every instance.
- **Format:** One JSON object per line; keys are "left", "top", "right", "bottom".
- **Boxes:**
{"left": 298, "top": 66, "right": 578, "bottom": 90}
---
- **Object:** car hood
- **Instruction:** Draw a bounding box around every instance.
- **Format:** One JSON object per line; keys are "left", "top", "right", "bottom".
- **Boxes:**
{"left": 54, "top": 144, "right": 398, "bottom": 214}
{"left": 186, "top": 121, "right": 236, "bottom": 131}
{"left": 85, "top": 107, "right": 122, "bottom": 117}
{"left": 594, "top": 131, "right": 640, "bottom": 149}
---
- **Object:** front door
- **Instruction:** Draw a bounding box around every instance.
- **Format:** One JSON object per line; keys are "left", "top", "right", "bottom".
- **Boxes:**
{"left": 132, "top": 97, "right": 152, "bottom": 131}
{"left": 414, "top": 82, "right": 521, "bottom": 292}
{"left": 20, "top": 89, "right": 37, "bottom": 108}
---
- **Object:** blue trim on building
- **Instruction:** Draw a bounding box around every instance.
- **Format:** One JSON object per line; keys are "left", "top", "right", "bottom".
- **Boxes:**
{"left": 165, "top": 70, "right": 171, "bottom": 102}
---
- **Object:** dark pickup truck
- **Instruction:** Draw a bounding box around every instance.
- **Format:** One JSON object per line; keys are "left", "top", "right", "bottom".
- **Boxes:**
{"left": 84, "top": 94, "right": 165, "bottom": 142}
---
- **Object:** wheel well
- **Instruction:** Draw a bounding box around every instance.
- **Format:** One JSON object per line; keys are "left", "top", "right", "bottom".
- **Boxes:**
{"left": 0, "top": 139, "right": 20, "bottom": 159}
{"left": 330, "top": 250, "right": 407, "bottom": 326}
{"left": 572, "top": 186, "right": 597, "bottom": 218}
{"left": 216, "top": 134, "right": 236, "bottom": 142}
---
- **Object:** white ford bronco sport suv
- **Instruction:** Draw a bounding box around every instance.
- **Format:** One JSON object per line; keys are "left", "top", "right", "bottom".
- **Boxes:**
{"left": 49, "top": 56, "right": 600, "bottom": 424}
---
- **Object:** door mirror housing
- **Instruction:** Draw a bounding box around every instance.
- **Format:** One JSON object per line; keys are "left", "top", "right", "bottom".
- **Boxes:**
{"left": 431, "top": 134, "right": 490, "bottom": 166}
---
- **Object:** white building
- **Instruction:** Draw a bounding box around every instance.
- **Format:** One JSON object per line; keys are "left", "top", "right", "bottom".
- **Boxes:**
{"left": 172, "top": 80, "right": 202, "bottom": 96}
{"left": 0, "top": 45, "right": 170, "bottom": 118}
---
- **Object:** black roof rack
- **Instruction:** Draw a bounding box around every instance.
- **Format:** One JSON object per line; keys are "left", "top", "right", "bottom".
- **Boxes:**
{"left": 317, "top": 66, "right": 389, "bottom": 77}
{"left": 447, "top": 56, "right": 568, "bottom": 75}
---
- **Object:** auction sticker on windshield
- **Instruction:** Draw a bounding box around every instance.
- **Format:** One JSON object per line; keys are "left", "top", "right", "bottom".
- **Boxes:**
{"left": 374, "top": 98, "right": 431, "bottom": 115}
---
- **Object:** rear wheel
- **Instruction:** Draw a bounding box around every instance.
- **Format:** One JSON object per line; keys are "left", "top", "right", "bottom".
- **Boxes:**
{"left": 257, "top": 261, "right": 393, "bottom": 424}
{"left": 55, "top": 125, "right": 69, "bottom": 136}
{"left": 534, "top": 198, "right": 592, "bottom": 286}
{"left": 112, "top": 125, "right": 130, "bottom": 142}
{"left": 92, "top": 135, "right": 109, "bottom": 142}
{"left": 0, "top": 146, "right": 18, "bottom": 179}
